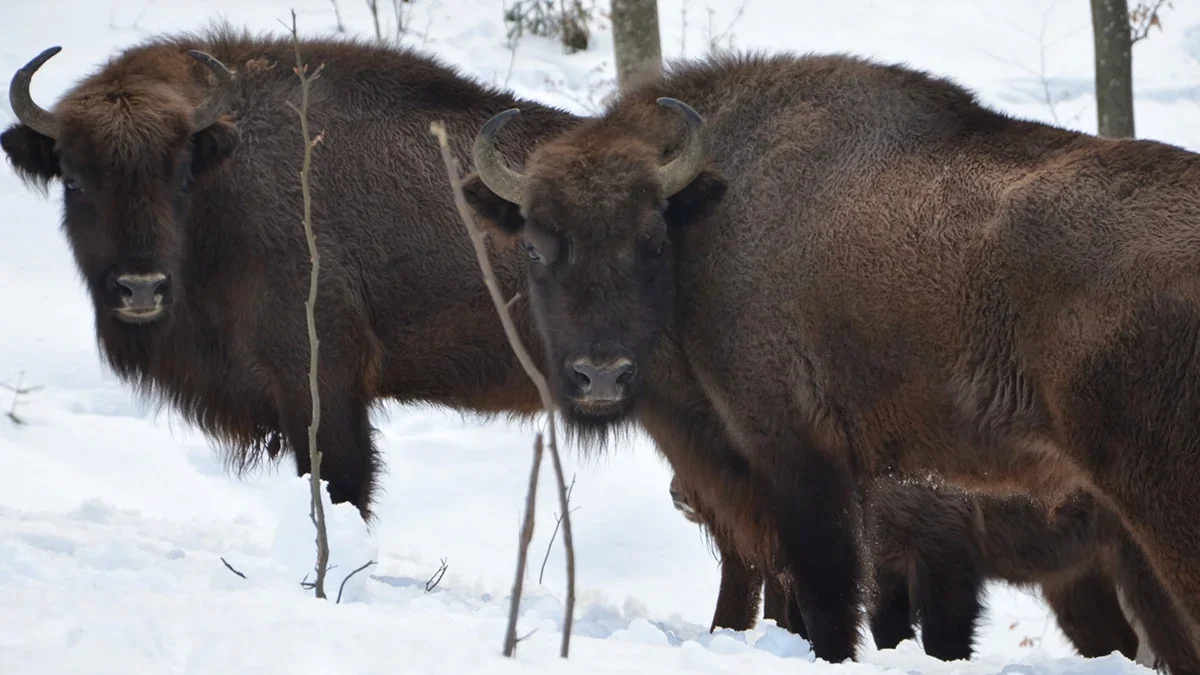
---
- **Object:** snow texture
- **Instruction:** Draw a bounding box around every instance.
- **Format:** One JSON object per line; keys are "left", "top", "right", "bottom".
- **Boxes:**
{"left": 3, "top": 0, "right": 1199, "bottom": 673}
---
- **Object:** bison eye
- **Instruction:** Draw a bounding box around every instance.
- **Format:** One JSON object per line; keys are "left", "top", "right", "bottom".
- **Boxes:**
{"left": 63, "top": 179, "right": 82, "bottom": 193}
{"left": 524, "top": 243, "right": 545, "bottom": 264}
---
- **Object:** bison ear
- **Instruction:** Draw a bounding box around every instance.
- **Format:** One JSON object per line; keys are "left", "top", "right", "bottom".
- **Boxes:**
{"left": 0, "top": 123, "right": 61, "bottom": 191}
{"left": 190, "top": 117, "right": 239, "bottom": 175}
{"left": 665, "top": 169, "right": 727, "bottom": 227}
{"left": 462, "top": 172, "right": 525, "bottom": 239}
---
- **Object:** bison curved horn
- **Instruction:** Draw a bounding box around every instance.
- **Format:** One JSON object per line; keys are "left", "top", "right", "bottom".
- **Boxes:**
{"left": 9, "top": 46, "right": 62, "bottom": 140}
{"left": 472, "top": 108, "right": 527, "bottom": 205}
{"left": 655, "top": 97, "right": 707, "bottom": 198}
{"left": 185, "top": 50, "right": 235, "bottom": 133}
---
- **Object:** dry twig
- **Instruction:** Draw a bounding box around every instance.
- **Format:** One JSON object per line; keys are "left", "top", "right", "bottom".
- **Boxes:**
{"left": 1, "top": 372, "right": 43, "bottom": 426}
{"left": 425, "top": 557, "right": 450, "bottom": 592}
{"left": 539, "top": 474, "right": 578, "bottom": 584}
{"left": 1130, "top": 0, "right": 1171, "bottom": 43}
{"left": 329, "top": 0, "right": 346, "bottom": 32}
{"left": 220, "top": 557, "right": 247, "bottom": 579}
{"left": 337, "top": 560, "right": 377, "bottom": 602}
{"left": 428, "top": 121, "right": 576, "bottom": 658}
{"left": 284, "top": 9, "right": 331, "bottom": 600}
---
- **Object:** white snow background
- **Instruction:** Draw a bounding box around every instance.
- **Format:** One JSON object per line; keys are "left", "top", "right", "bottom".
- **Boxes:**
{"left": 2, "top": 0, "right": 1199, "bottom": 673}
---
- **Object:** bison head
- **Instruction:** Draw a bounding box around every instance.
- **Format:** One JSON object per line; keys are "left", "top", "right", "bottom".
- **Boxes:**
{"left": 463, "top": 99, "right": 726, "bottom": 426}
{"left": 1, "top": 46, "right": 239, "bottom": 326}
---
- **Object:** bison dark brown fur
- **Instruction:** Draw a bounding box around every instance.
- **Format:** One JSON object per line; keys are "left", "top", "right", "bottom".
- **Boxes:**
{"left": 463, "top": 50, "right": 1200, "bottom": 663}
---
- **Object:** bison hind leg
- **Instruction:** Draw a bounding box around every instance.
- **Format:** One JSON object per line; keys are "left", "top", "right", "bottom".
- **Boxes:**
{"left": 913, "top": 554, "right": 983, "bottom": 661}
{"left": 869, "top": 568, "right": 915, "bottom": 650}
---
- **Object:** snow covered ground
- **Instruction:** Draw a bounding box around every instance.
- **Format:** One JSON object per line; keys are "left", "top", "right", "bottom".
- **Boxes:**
{"left": 2, "top": 0, "right": 1199, "bottom": 673}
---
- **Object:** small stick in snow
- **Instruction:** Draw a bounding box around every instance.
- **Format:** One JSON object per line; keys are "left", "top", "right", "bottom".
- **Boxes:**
{"left": 428, "top": 120, "right": 576, "bottom": 658}
{"left": 1, "top": 372, "right": 44, "bottom": 425}
{"left": 220, "top": 557, "right": 247, "bottom": 579}
{"left": 425, "top": 557, "right": 449, "bottom": 592}
{"left": 336, "top": 560, "right": 377, "bottom": 603}
{"left": 283, "top": 8, "right": 331, "bottom": 602}
{"left": 539, "top": 475, "right": 578, "bottom": 584}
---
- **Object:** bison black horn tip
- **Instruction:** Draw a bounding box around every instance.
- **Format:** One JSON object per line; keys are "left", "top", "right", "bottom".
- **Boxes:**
{"left": 29, "top": 46, "right": 63, "bottom": 66}
{"left": 656, "top": 97, "right": 704, "bottom": 127}
{"left": 482, "top": 108, "right": 522, "bottom": 136}
{"left": 185, "top": 50, "right": 232, "bottom": 78}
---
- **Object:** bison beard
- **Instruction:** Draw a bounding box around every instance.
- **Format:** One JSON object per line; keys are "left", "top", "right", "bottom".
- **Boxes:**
{"left": 463, "top": 49, "right": 1200, "bottom": 665}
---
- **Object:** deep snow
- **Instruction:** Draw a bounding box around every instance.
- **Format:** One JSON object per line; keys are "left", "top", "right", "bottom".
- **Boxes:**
{"left": 2, "top": 0, "right": 1199, "bottom": 673}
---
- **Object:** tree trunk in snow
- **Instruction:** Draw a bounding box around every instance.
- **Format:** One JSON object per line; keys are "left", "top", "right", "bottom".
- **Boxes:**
{"left": 1091, "top": 0, "right": 1135, "bottom": 138}
{"left": 611, "top": 0, "right": 663, "bottom": 94}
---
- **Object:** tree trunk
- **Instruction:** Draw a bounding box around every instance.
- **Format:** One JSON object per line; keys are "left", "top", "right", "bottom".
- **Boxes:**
{"left": 1091, "top": 0, "right": 1135, "bottom": 138}
{"left": 610, "top": 0, "right": 663, "bottom": 94}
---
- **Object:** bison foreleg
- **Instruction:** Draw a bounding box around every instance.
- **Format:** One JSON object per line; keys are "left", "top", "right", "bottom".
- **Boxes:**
{"left": 762, "top": 443, "right": 863, "bottom": 663}
{"left": 281, "top": 382, "right": 380, "bottom": 522}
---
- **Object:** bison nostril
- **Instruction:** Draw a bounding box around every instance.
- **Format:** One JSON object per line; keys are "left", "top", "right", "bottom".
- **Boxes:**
{"left": 115, "top": 273, "right": 169, "bottom": 309}
{"left": 571, "top": 364, "right": 593, "bottom": 392}
{"left": 615, "top": 360, "right": 635, "bottom": 386}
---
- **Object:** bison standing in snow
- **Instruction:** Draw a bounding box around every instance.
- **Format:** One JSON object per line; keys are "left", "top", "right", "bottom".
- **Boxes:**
{"left": 462, "top": 51, "right": 1200, "bottom": 663}
{"left": 0, "top": 28, "right": 776, "bottom": 611}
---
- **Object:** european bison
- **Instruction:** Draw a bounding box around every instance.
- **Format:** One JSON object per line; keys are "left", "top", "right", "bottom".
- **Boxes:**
{"left": 0, "top": 27, "right": 777, "bottom": 617}
{"left": 673, "top": 474, "right": 1200, "bottom": 672}
{"left": 462, "top": 50, "right": 1200, "bottom": 663}
{"left": 0, "top": 27, "right": 592, "bottom": 519}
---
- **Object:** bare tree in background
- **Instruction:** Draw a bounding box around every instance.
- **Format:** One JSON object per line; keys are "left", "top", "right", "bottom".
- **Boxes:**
{"left": 1090, "top": 0, "right": 1171, "bottom": 138}
{"left": 611, "top": 0, "right": 663, "bottom": 94}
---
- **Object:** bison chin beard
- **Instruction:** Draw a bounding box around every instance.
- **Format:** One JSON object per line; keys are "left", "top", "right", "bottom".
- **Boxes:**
{"left": 557, "top": 397, "right": 641, "bottom": 453}
{"left": 548, "top": 368, "right": 642, "bottom": 450}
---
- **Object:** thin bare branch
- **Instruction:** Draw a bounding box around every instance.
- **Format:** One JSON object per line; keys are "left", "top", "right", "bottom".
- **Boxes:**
{"left": 336, "top": 560, "right": 377, "bottom": 603}
{"left": 288, "top": 8, "right": 331, "bottom": 601}
{"left": 365, "top": 0, "right": 384, "bottom": 41}
{"left": 425, "top": 557, "right": 450, "bottom": 592}
{"left": 220, "top": 557, "right": 247, "bottom": 579}
{"left": 329, "top": 0, "right": 346, "bottom": 31}
{"left": 1130, "top": 0, "right": 1171, "bottom": 44}
{"left": 2, "top": 372, "right": 42, "bottom": 426}
{"left": 539, "top": 475, "right": 577, "bottom": 584}
{"left": 508, "top": 432, "right": 545, "bottom": 656}
{"left": 428, "top": 120, "right": 577, "bottom": 656}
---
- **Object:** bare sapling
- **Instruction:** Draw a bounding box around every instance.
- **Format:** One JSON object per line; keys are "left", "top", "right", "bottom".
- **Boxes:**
{"left": 540, "top": 474, "right": 578, "bottom": 584}
{"left": 1, "top": 371, "right": 43, "bottom": 425}
{"left": 428, "top": 120, "right": 576, "bottom": 658}
{"left": 285, "top": 9, "right": 331, "bottom": 600}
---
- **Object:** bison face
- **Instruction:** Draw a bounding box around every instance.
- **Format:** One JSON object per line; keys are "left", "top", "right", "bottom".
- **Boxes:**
{"left": 1, "top": 47, "right": 238, "bottom": 327}
{"left": 464, "top": 100, "right": 726, "bottom": 426}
